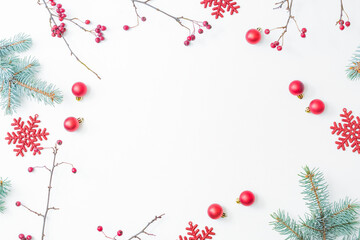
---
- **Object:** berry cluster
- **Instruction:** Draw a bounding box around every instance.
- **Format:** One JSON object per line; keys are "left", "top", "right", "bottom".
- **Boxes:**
{"left": 18, "top": 234, "right": 32, "bottom": 240}
{"left": 94, "top": 24, "right": 107, "bottom": 43}
{"left": 49, "top": 1, "right": 67, "bottom": 21}
{"left": 337, "top": 19, "right": 351, "bottom": 31}
{"left": 51, "top": 23, "right": 66, "bottom": 38}
{"left": 265, "top": 27, "right": 307, "bottom": 51}
{"left": 126, "top": 0, "right": 210, "bottom": 46}
{"left": 184, "top": 21, "right": 212, "bottom": 46}
{"left": 97, "top": 226, "right": 123, "bottom": 239}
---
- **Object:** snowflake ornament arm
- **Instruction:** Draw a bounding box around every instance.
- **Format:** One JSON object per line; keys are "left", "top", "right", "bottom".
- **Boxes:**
{"left": 201, "top": 0, "right": 240, "bottom": 19}
{"left": 179, "top": 222, "right": 215, "bottom": 240}
{"left": 330, "top": 108, "right": 360, "bottom": 154}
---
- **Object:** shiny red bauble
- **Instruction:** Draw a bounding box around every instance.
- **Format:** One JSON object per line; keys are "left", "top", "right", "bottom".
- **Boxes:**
{"left": 289, "top": 80, "right": 304, "bottom": 99}
{"left": 307, "top": 99, "right": 325, "bottom": 114}
{"left": 237, "top": 191, "right": 255, "bottom": 206}
{"left": 64, "top": 117, "right": 80, "bottom": 132}
{"left": 72, "top": 82, "right": 87, "bottom": 100}
{"left": 208, "top": 203, "right": 224, "bottom": 219}
{"left": 245, "top": 29, "right": 261, "bottom": 44}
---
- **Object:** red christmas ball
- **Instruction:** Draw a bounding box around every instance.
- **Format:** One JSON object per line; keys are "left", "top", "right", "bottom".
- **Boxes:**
{"left": 245, "top": 29, "right": 262, "bottom": 44}
{"left": 72, "top": 82, "right": 87, "bottom": 100}
{"left": 289, "top": 80, "right": 304, "bottom": 98}
{"left": 308, "top": 99, "right": 325, "bottom": 114}
{"left": 64, "top": 117, "right": 80, "bottom": 132}
{"left": 207, "top": 203, "right": 224, "bottom": 219}
{"left": 237, "top": 191, "right": 255, "bottom": 206}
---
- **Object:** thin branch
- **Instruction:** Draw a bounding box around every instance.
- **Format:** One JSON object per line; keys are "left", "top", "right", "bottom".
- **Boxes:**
{"left": 128, "top": 214, "right": 164, "bottom": 240}
{"left": 40, "top": 0, "right": 101, "bottom": 80}
{"left": 21, "top": 204, "right": 44, "bottom": 217}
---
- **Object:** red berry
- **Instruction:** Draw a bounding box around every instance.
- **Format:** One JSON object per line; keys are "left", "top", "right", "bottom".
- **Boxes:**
{"left": 57, "top": 3, "right": 62, "bottom": 8}
{"left": 28, "top": 167, "right": 34, "bottom": 173}
{"left": 339, "top": 25, "right": 345, "bottom": 30}
{"left": 203, "top": 21, "right": 209, "bottom": 26}
{"left": 300, "top": 33, "right": 306, "bottom": 38}
{"left": 345, "top": 21, "right": 350, "bottom": 27}
{"left": 198, "top": 29, "right": 204, "bottom": 34}
{"left": 16, "top": 201, "right": 21, "bottom": 207}
{"left": 56, "top": 9, "right": 61, "bottom": 13}
{"left": 95, "top": 38, "right": 100, "bottom": 43}
{"left": 19, "top": 234, "right": 25, "bottom": 239}
{"left": 274, "top": 41, "right": 279, "bottom": 46}
{"left": 51, "top": 33, "right": 56, "bottom": 37}
{"left": 141, "top": 17, "right": 146, "bottom": 22}
{"left": 270, "top": 42, "right": 276, "bottom": 48}
{"left": 123, "top": 25, "right": 130, "bottom": 31}
{"left": 59, "top": 27, "right": 64, "bottom": 32}
{"left": 184, "top": 40, "right": 190, "bottom": 46}
{"left": 57, "top": 140, "right": 63, "bottom": 145}
{"left": 339, "top": 20, "right": 344, "bottom": 25}
{"left": 97, "top": 226, "right": 103, "bottom": 232}
{"left": 60, "top": 8, "right": 65, "bottom": 13}
{"left": 26, "top": 235, "right": 32, "bottom": 240}
{"left": 191, "top": 35, "right": 196, "bottom": 41}
{"left": 95, "top": 28, "right": 101, "bottom": 33}
{"left": 51, "top": 2, "right": 56, "bottom": 6}
{"left": 100, "top": 36, "right": 105, "bottom": 41}
{"left": 97, "top": 25, "right": 102, "bottom": 29}
{"left": 206, "top": 25, "right": 212, "bottom": 30}
{"left": 301, "top": 28, "right": 307, "bottom": 33}
{"left": 85, "top": 20, "right": 90, "bottom": 24}
{"left": 117, "top": 230, "right": 123, "bottom": 236}
{"left": 97, "top": 32, "right": 103, "bottom": 37}
{"left": 277, "top": 46, "right": 282, "bottom": 51}
{"left": 187, "top": 36, "right": 192, "bottom": 41}
{"left": 57, "top": 34, "right": 62, "bottom": 38}
{"left": 59, "top": 17, "right": 64, "bottom": 21}
{"left": 264, "top": 29, "right": 270, "bottom": 34}
{"left": 101, "top": 26, "right": 107, "bottom": 31}
{"left": 62, "top": 14, "right": 67, "bottom": 18}
{"left": 72, "top": 168, "right": 77, "bottom": 173}
{"left": 60, "top": 23, "right": 65, "bottom": 27}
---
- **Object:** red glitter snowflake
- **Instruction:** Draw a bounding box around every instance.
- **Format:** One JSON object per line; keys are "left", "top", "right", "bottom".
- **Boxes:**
{"left": 330, "top": 108, "right": 360, "bottom": 154}
{"left": 200, "top": 0, "right": 240, "bottom": 19}
{"left": 5, "top": 114, "right": 49, "bottom": 157}
{"left": 178, "top": 222, "right": 215, "bottom": 240}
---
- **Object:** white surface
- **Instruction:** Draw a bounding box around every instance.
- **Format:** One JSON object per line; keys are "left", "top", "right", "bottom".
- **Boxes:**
{"left": 1, "top": 0, "right": 360, "bottom": 239}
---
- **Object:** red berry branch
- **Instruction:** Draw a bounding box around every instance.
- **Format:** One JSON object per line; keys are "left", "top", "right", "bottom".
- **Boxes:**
{"left": 337, "top": 0, "right": 351, "bottom": 31}
{"left": 264, "top": 0, "right": 306, "bottom": 51}
{"left": 97, "top": 214, "right": 164, "bottom": 240}
{"left": 15, "top": 140, "right": 77, "bottom": 240}
{"left": 124, "top": 0, "right": 211, "bottom": 46}
{"left": 38, "top": 0, "right": 104, "bottom": 79}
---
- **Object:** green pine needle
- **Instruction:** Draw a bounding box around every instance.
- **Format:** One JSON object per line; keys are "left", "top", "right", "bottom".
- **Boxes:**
{"left": 346, "top": 46, "right": 360, "bottom": 81}
{"left": 270, "top": 166, "right": 360, "bottom": 240}
{"left": 0, "top": 178, "right": 11, "bottom": 213}
{"left": 0, "top": 34, "right": 63, "bottom": 114}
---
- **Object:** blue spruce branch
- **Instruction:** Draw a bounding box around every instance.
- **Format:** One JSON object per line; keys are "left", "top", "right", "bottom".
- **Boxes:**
{"left": 0, "top": 34, "right": 63, "bottom": 115}
{"left": 271, "top": 166, "right": 360, "bottom": 240}
{"left": 0, "top": 178, "right": 11, "bottom": 213}
{"left": 346, "top": 45, "right": 360, "bottom": 80}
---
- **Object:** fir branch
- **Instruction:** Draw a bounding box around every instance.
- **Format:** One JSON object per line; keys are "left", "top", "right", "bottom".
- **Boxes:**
{"left": 271, "top": 166, "right": 360, "bottom": 240}
{"left": 346, "top": 46, "right": 360, "bottom": 81}
{"left": 0, "top": 178, "right": 11, "bottom": 213}
{"left": 271, "top": 210, "right": 305, "bottom": 240}
{"left": 0, "top": 34, "right": 32, "bottom": 57}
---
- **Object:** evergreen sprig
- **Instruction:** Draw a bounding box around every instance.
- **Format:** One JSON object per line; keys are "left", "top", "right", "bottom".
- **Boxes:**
{"left": 0, "top": 34, "right": 62, "bottom": 115}
{"left": 0, "top": 177, "right": 11, "bottom": 213}
{"left": 346, "top": 45, "right": 360, "bottom": 80}
{"left": 270, "top": 166, "right": 360, "bottom": 240}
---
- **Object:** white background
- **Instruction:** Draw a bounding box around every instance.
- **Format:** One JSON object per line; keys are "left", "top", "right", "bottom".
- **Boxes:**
{"left": 1, "top": 0, "right": 360, "bottom": 239}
